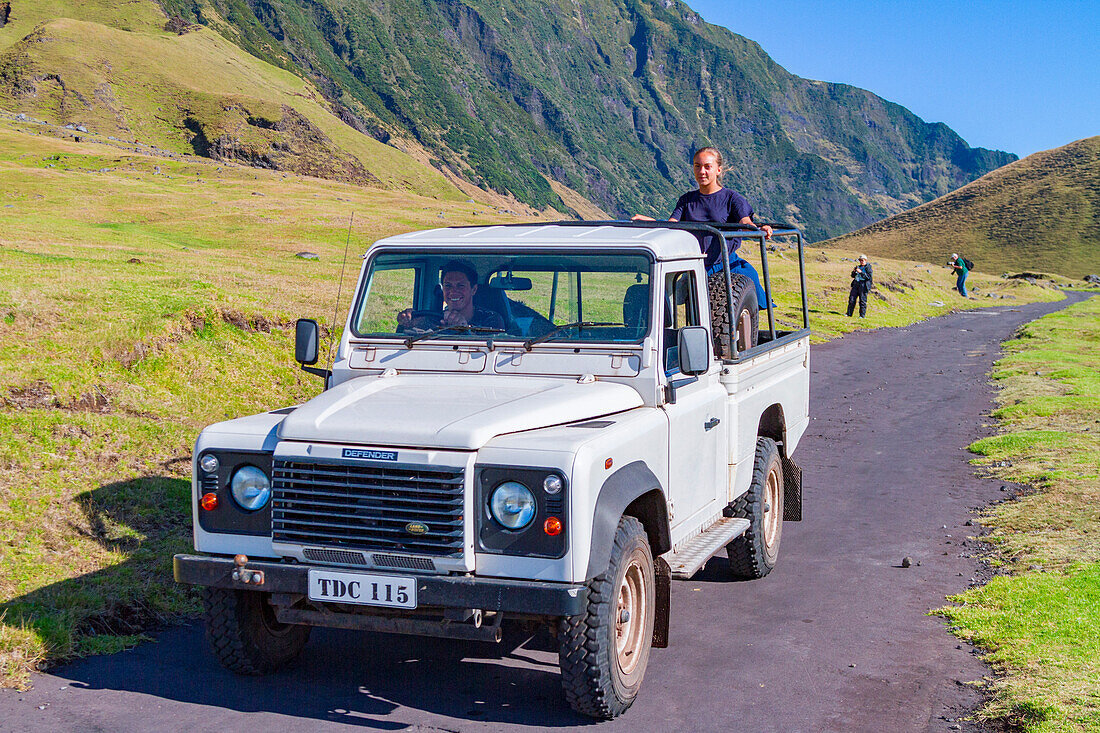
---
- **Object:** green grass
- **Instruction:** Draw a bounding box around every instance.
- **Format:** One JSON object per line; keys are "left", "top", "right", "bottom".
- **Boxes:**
{"left": 0, "top": 120, "right": 1065, "bottom": 687}
{"left": 942, "top": 566, "right": 1100, "bottom": 731}
{"left": 0, "top": 122, "right": 529, "bottom": 687}
{"left": 937, "top": 295, "right": 1100, "bottom": 732}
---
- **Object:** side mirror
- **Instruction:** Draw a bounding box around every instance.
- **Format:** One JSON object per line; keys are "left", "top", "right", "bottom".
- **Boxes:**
{"left": 677, "top": 326, "right": 711, "bottom": 376}
{"left": 295, "top": 318, "right": 320, "bottom": 365}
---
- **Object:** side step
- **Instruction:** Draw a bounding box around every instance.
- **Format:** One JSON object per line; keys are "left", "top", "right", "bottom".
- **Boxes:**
{"left": 664, "top": 517, "right": 750, "bottom": 579}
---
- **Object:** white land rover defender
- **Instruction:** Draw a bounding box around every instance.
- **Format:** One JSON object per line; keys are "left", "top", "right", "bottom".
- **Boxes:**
{"left": 174, "top": 221, "right": 810, "bottom": 719}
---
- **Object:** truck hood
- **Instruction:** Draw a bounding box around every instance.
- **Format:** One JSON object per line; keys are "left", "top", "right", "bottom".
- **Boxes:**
{"left": 277, "top": 374, "right": 644, "bottom": 450}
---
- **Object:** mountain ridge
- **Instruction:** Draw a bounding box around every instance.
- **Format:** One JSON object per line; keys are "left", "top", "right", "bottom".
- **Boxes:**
{"left": 1, "top": 0, "right": 1016, "bottom": 238}
{"left": 161, "top": 0, "right": 1013, "bottom": 239}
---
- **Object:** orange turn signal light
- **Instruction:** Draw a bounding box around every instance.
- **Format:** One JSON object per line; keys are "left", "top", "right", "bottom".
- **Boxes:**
{"left": 544, "top": 517, "right": 562, "bottom": 536}
{"left": 200, "top": 492, "right": 219, "bottom": 511}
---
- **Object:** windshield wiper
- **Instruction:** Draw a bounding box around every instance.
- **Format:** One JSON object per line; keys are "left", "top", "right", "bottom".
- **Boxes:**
{"left": 404, "top": 324, "right": 505, "bottom": 348}
{"left": 523, "top": 321, "right": 623, "bottom": 351}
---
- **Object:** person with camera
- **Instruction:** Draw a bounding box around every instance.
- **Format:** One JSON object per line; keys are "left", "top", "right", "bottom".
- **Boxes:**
{"left": 948, "top": 253, "right": 970, "bottom": 297}
{"left": 847, "top": 254, "right": 873, "bottom": 318}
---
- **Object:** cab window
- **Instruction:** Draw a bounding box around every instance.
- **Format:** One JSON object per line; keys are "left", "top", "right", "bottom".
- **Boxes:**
{"left": 664, "top": 270, "right": 700, "bottom": 373}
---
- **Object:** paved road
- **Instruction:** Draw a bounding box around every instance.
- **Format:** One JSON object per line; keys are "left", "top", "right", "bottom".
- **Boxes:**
{"left": 2, "top": 293, "right": 1089, "bottom": 733}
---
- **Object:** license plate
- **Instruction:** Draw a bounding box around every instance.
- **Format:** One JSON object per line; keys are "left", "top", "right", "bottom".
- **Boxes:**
{"left": 307, "top": 569, "right": 417, "bottom": 609}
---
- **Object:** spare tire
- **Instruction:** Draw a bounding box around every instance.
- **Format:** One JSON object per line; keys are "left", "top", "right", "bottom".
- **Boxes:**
{"left": 707, "top": 272, "right": 758, "bottom": 358}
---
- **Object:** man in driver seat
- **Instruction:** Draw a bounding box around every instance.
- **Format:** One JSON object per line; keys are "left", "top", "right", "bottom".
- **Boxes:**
{"left": 397, "top": 260, "right": 505, "bottom": 331}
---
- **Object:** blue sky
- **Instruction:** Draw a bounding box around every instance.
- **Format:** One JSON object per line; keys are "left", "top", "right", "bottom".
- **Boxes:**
{"left": 687, "top": 0, "right": 1099, "bottom": 159}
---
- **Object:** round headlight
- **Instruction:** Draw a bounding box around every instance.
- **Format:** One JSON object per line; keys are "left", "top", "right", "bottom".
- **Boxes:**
{"left": 199, "top": 454, "right": 219, "bottom": 474}
{"left": 489, "top": 481, "right": 536, "bottom": 530}
{"left": 230, "top": 465, "right": 271, "bottom": 511}
{"left": 543, "top": 475, "right": 563, "bottom": 494}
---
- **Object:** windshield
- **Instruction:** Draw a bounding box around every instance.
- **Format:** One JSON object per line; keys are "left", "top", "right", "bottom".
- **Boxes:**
{"left": 352, "top": 251, "right": 652, "bottom": 344}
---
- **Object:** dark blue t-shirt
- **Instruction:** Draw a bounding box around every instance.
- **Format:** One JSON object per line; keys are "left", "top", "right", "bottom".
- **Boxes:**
{"left": 670, "top": 188, "right": 754, "bottom": 268}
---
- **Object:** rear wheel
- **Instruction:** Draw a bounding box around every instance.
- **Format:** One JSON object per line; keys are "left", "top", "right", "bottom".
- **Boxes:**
{"left": 727, "top": 437, "right": 784, "bottom": 579}
{"left": 558, "top": 516, "right": 655, "bottom": 719}
{"left": 708, "top": 272, "right": 758, "bottom": 358}
{"left": 204, "top": 588, "right": 311, "bottom": 675}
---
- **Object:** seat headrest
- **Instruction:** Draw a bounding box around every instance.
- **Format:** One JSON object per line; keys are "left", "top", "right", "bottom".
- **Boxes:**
{"left": 623, "top": 284, "right": 649, "bottom": 331}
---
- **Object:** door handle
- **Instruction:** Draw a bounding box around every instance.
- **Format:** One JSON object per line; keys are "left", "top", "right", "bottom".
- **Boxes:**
{"left": 704, "top": 418, "right": 720, "bottom": 431}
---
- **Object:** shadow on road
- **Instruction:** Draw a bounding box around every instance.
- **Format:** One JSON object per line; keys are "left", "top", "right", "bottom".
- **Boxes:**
{"left": 52, "top": 622, "right": 591, "bottom": 728}
{"left": 5, "top": 473, "right": 592, "bottom": 727}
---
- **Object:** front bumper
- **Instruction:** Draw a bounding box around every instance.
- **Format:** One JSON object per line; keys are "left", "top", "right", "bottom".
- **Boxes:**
{"left": 173, "top": 554, "right": 588, "bottom": 616}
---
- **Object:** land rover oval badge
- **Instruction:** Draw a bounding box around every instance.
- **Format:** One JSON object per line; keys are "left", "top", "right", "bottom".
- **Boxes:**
{"left": 405, "top": 522, "right": 429, "bottom": 535}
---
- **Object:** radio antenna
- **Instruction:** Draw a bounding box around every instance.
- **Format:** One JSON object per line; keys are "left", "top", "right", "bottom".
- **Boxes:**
{"left": 328, "top": 212, "right": 354, "bottom": 370}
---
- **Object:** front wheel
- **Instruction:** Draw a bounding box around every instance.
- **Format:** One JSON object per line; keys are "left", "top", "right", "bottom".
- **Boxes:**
{"left": 726, "top": 437, "right": 784, "bottom": 579}
{"left": 204, "top": 588, "right": 311, "bottom": 675}
{"left": 558, "top": 516, "right": 655, "bottom": 719}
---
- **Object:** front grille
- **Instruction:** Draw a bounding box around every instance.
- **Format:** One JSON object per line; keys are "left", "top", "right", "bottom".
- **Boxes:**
{"left": 303, "top": 548, "right": 368, "bottom": 566}
{"left": 372, "top": 554, "right": 435, "bottom": 571}
{"left": 272, "top": 460, "right": 464, "bottom": 558}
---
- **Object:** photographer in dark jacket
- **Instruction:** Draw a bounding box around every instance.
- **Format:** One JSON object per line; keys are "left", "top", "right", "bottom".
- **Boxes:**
{"left": 847, "top": 254, "right": 873, "bottom": 318}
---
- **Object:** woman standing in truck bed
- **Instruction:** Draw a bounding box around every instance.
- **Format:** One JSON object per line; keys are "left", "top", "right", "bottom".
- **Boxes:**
{"left": 634, "top": 147, "right": 772, "bottom": 301}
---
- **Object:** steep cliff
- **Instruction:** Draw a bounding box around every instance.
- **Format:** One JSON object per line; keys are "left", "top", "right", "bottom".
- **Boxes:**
{"left": 160, "top": 0, "right": 1014, "bottom": 238}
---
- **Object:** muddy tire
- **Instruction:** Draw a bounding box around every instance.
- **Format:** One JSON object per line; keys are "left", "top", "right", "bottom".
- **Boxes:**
{"left": 558, "top": 516, "right": 655, "bottom": 719}
{"left": 707, "top": 272, "right": 758, "bottom": 358}
{"left": 204, "top": 588, "right": 310, "bottom": 675}
{"left": 726, "top": 437, "right": 784, "bottom": 579}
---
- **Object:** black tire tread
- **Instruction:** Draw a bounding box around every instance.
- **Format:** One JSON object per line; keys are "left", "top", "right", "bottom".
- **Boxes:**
{"left": 558, "top": 516, "right": 648, "bottom": 719}
{"left": 203, "top": 587, "right": 310, "bottom": 675}
{"left": 707, "top": 272, "right": 758, "bottom": 358}
{"left": 727, "top": 437, "right": 781, "bottom": 579}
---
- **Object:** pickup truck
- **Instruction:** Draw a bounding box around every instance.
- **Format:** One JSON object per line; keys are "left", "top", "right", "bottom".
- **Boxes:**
{"left": 173, "top": 221, "right": 810, "bottom": 719}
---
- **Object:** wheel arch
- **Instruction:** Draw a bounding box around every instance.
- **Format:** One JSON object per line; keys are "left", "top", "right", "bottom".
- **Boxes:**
{"left": 757, "top": 403, "right": 787, "bottom": 456}
{"left": 624, "top": 489, "right": 672, "bottom": 558}
{"left": 756, "top": 404, "right": 803, "bottom": 522}
{"left": 584, "top": 461, "right": 670, "bottom": 580}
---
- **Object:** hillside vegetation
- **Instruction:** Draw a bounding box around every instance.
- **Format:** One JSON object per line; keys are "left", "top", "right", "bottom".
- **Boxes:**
{"left": 826, "top": 137, "right": 1100, "bottom": 279}
{"left": 0, "top": 121, "right": 1063, "bottom": 687}
{"left": 1, "top": 0, "right": 1011, "bottom": 237}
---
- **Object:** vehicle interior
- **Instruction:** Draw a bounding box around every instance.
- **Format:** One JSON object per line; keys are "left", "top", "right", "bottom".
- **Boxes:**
{"left": 353, "top": 251, "right": 653, "bottom": 345}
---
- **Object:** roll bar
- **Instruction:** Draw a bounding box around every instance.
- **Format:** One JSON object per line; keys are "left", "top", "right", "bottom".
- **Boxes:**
{"left": 461, "top": 220, "right": 809, "bottom": 360}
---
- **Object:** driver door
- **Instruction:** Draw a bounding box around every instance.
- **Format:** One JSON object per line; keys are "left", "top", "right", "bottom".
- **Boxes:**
{"left": 661, "top": 269, "right": 727, "bottom": 531}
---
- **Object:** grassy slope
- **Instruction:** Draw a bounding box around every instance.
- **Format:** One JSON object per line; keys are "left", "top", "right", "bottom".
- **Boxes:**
{"left": 938, "top": 296, "right": 1100, "bottom": 732}
{"left": 824, "top": 136, "right": 1100, "bottom": 279}
{"left": 0, "top": 123, "right": 532, "bottom": 686}
{"left": 0, "top": 0, "right": 168, "bottom": 44}
{"left": 0, "top": 121, "right": 1064, "bottom": 687}
{"left": 0, "top": 0, "right": 464, "bottom": 198}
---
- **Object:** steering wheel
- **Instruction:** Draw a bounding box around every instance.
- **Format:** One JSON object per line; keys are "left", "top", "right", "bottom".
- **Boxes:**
{"left": 396, "top": 309, "right": 444, "bottom": 333}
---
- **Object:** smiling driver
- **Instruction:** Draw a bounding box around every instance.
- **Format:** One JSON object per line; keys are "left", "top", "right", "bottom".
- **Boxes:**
{"left": 397, "top": 260, "right": 505, "bottom": 330}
